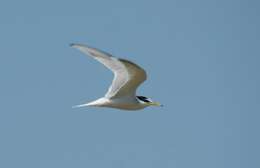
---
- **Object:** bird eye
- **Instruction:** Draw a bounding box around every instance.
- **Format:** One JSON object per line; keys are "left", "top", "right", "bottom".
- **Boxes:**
{"left": 137, "top": 96, "right": 151, "bottom": 103}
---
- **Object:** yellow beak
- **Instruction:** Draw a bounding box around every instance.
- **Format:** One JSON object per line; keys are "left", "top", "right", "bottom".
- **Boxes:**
{"left": 148, "top": 102, "right": 162, "bottom": 106}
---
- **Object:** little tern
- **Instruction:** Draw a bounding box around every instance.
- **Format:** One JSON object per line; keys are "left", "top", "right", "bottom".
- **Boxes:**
{"left": 71, "top": 43, "right": 161, "bottom": 110}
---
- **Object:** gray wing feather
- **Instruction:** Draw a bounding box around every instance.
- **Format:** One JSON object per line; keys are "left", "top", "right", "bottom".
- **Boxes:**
{"left": 71, "top": 43, "right": 147, "bottom": 98}
{"left": 111, "top": 59, "right": 147, "bottom": 98}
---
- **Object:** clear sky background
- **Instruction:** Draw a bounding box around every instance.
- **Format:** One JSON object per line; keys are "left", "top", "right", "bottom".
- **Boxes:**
{"left": 0, "top": 0, "right": 259, "bottom": 168}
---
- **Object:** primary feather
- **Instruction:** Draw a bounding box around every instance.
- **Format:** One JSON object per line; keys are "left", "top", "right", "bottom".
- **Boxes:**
{"left": 71, "top": 43, "right": 160, "bottom": 110}
{"left": 71, "top": 44, "right": 146, "bottom": 98}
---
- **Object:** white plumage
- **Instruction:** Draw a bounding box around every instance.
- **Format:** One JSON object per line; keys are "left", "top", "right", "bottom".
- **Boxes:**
{"left": 71, "top": 43, "right": 161, "bottom": 110}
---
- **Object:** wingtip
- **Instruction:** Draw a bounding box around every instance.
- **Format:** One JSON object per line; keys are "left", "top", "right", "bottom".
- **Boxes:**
{"left": 70, "top": 43, "right": 89, "bottom": 49}
{"left": 70, "top": 43, "right": 77, "bottom": 47}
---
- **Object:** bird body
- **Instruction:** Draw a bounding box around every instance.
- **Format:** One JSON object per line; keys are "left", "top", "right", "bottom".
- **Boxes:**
{"left": 75, "top": 97, "right": 148, "bottom": 110}
{"left": 71, "top": 43, "right": 161, "bottom": 110}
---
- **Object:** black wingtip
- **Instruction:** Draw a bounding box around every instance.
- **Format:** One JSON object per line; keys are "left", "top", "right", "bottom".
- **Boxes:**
{"left": 70, "top": 43, "right": 75, "bottom": 47}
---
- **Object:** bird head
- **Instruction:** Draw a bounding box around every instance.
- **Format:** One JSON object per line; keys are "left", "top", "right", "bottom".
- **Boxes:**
{"left": 136, "top": 96, "right": 162, "bottom": 107}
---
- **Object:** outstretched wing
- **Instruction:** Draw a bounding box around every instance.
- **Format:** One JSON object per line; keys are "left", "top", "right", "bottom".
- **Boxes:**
{"left": 71, "top": 43, "right": 147, "bottom": 98}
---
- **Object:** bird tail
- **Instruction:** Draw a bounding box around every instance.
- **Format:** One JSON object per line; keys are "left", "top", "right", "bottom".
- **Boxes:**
{"left": 72, "top": 103, "right": 90, "bottom": 108}
{"left": 72, "top": 98, "right": 106, "bottom": 108}
{"left": 72, "top": 101, "right": 97, "bottom": 108}
{"left": 72, "top": 101, "right": 99, "bottom": 108}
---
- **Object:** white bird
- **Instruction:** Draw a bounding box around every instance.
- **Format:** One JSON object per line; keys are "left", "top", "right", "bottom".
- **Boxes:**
{"left": 71, "top": 43, "right": 161, "bottom": 110}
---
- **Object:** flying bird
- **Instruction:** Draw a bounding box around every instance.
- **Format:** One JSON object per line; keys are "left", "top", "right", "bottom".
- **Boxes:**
{"left": 71, "top": 43, "right": 161, "bottom": 110}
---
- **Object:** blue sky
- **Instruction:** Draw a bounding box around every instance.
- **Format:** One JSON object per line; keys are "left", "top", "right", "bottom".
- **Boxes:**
{"left": 0, "top": 0, "right": 259, "bottom": 168}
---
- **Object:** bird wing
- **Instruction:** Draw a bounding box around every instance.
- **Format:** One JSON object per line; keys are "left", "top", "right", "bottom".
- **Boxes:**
{"left": 71, "top": 43, "right": 147, "bottom": 98}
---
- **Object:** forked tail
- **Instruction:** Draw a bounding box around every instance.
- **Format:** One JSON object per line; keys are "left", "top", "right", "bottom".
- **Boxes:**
{"left": 72, "top": 103, "right": 90, "bottom": 108}
{"left": 72, "top": 99, "right": 103, "bottom": 108}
